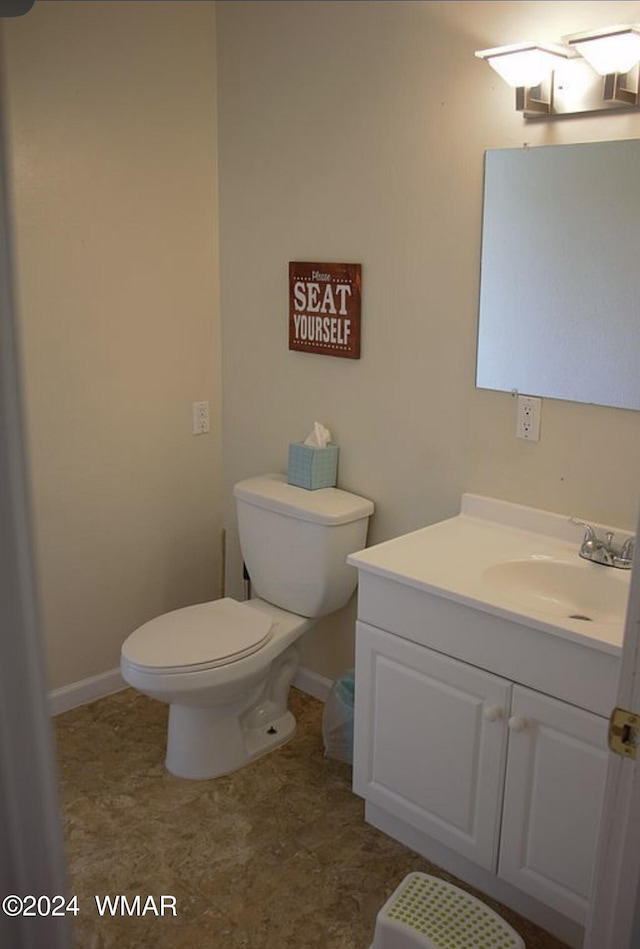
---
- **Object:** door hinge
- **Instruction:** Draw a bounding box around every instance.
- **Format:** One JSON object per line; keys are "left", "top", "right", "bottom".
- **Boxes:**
{"left": 608, "top": 707, "right": 640, "bottom": 760}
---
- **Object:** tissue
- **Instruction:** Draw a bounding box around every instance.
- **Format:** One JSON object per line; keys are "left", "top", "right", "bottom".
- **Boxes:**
{"left": 303, "top": 421, "right": 332, "bottom": 448}
{"left": 288, "top": 422, "right": 339, "bottom": 489}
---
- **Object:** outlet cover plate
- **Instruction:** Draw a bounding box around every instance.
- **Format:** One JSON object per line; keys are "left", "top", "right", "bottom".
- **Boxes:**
{"left": 192, "top": 400, "right": 210, "bottom": 435}
{"left": 516, "top": 395, "right": 541, "bottom": 441}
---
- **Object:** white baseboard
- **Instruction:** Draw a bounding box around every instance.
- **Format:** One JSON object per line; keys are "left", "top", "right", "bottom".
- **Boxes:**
{"left": 293, "top": 666, "right": 332, "bottom": 702}
{"left": 50, "top": 664, "right": 331, "bottom": 717}
{"left": 49, "top": 668, "right": 125, "bottom": 716}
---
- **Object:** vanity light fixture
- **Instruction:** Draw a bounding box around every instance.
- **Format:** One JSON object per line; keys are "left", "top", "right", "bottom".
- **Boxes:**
{"left": 476, "top": 25, "right": 640, "bottom": 118}
{"left": 564, "top": 25, "right": 640, "bottom": 105}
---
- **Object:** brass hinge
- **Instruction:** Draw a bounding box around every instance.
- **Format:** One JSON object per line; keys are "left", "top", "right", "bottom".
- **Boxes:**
{"left": 608, "top": 707, "right": 640, "bottom": 760}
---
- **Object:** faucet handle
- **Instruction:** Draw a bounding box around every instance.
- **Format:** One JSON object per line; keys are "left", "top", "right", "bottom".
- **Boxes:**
{"left": 620, "top": 536, "right": 635, "bottom": 565}
{"left": 569, "top": 516, "right": 596, "bottom": 542}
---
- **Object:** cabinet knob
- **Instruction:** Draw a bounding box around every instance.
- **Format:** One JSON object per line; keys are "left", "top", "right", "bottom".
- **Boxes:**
{"left": 483, "top": 705, "right": 504, "bottom": 722}
{"left": 508, "top": 715, "right": 528, "bottom": 732}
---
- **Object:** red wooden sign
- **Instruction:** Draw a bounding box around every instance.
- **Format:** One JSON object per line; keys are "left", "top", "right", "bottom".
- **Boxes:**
{"left": 289, "top": 261, "right": 361, "bottom": 359}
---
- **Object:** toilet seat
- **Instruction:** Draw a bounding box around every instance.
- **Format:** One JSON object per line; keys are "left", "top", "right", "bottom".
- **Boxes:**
{"left": 121, "top": 597, "right": 273, "bottom": 675}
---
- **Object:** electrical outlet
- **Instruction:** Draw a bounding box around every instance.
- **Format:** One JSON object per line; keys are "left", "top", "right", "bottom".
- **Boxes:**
{"left": 192, "top": 401, "right": 210, "bottom": 435}
{"left": 516, "top": 395, "right": 541, "bottom": 441}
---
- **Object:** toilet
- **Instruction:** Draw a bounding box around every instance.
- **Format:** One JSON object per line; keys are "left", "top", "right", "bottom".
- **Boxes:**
{"left": 120, "top": 473, "right": 373, "bottom": 779}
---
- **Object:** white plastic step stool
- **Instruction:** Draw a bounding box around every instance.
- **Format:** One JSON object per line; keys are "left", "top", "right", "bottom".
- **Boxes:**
{"left": 371, "top": 873, "right": 525, "bottom": 949}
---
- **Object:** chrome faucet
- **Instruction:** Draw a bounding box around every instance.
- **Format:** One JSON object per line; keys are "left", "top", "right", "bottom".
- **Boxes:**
{"left": 569, "top": 517, "right": 635, "bottom": 570}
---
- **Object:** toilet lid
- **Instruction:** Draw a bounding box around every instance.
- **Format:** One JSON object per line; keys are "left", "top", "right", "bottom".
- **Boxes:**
{"left": 121, "top": 598, "right": 273, "bottom": 673}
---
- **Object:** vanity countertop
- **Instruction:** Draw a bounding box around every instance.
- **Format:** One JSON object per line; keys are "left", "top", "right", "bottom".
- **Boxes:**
{"left": 348, "top": 494, "right": 631, "bottom": 656}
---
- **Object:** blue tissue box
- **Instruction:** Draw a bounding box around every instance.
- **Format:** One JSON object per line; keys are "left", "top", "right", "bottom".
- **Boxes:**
{"left": 287, "top": 442, "right": 339, "bottom": 490}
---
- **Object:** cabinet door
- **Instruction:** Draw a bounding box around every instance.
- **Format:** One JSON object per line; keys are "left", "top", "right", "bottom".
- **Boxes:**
{"left": 353, "top": 622, "right": 511, "bottom": 870}
{"left": 498, "top": 685, "right": 609, "bottom": 924}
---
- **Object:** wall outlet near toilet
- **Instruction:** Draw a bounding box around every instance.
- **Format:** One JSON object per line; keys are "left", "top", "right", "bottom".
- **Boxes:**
{"left": 192, "top": 401, "right": 210, "bottom": 435}
{"left": 516, "top": 395, "right": 541, "bottom": 442}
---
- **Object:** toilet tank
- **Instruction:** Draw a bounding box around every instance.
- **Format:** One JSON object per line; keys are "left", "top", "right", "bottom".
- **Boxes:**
{"left": 233, "top": 474, "right": 374, "bottom": 618}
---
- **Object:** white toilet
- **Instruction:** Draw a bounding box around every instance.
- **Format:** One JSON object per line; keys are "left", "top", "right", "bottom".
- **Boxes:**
{"left": 120, "top": 473, "right": 373, "bottom": 779}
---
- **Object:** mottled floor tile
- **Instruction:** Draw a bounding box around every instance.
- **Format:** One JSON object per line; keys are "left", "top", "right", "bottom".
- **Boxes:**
{"left": 54, "top": 688, "right": 570, "bottom": 949}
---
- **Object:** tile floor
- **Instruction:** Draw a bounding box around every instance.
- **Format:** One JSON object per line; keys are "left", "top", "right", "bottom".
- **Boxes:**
{"left": 53, "top": 687, "right": 570, "bottom": 948}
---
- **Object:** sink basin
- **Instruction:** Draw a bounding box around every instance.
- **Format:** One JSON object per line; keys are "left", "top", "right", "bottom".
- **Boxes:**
{"left": 348, "top": 493, "right": 632, "bottom": 649}
{"left": 482, "top": 559, "right": 629, "bottom": 625}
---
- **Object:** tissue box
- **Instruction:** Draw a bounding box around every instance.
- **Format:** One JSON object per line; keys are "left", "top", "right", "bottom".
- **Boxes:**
{"left": 287, "top": 442, "right": 339, "bottom": 490}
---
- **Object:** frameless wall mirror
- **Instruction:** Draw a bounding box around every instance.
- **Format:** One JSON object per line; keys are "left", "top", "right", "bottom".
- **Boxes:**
{"left": 476, "top": 139, "right": 640, "bottom": 411}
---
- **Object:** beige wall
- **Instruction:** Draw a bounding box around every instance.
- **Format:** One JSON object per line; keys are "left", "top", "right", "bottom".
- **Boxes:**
{"left": 5, "top": 1, "right": 640, "bottom": 692}
{"left": 3, "top": 1, "right": 221, "bottom": 690}
{"left": 217, "top": 1, "right": 640, "bottom": 678}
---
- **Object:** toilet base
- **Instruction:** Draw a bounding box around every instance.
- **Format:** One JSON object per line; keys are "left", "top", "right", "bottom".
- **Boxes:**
{"left": 165, "top": 703, "right": 297, "bottom": 780}
{"left": 245, "top": 708, "right": 296, "bottom": 763}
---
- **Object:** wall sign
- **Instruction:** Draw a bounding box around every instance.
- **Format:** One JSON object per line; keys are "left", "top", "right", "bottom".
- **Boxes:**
{"left": 289, "top": 261, "right": 361, "bottom": 359}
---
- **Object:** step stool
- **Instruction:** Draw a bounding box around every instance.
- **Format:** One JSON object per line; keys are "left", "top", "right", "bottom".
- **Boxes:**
{"left": 371, "top": 873, "right": 525, "bottom": 949}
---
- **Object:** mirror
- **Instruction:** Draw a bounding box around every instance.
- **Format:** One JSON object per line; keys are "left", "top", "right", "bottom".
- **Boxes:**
{"left": 476, "top": 139, "right": 640, "bottom": 411}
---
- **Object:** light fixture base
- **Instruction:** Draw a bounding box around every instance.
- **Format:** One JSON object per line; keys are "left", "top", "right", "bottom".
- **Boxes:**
{"left": 603, "top": 69, "right": 638, "bottom": 104}
{"left": 515, "top": 79, "right": 552, "bottom": 114}
{"left": 522, "top": 58, "right": 639, "bottom": 118}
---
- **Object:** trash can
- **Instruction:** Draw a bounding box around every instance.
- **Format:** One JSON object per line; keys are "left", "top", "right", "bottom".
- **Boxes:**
{"left": 322, "top": 669, "right": 355, "bottom": 764}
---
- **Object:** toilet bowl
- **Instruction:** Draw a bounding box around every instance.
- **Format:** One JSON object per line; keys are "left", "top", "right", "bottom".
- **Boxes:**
{"left": 121, "top": 596, "right": 313, "bottom": 779}
{"left": 120, "top": 474, "right": 373, "bottom": 780}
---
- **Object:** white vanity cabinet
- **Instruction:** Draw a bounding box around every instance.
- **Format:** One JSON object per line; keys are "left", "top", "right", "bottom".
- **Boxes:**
{"left": 354, "top": 621, "right": 609, "bottom": 929}
{"left": 348, "top": 494, "right": 629, "bottom": 947}
{"left": 353, "top": 622, "right": 511, "bottom": 871}
{"left": 347, "top": 494, "right": 627, "bottom": 949}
